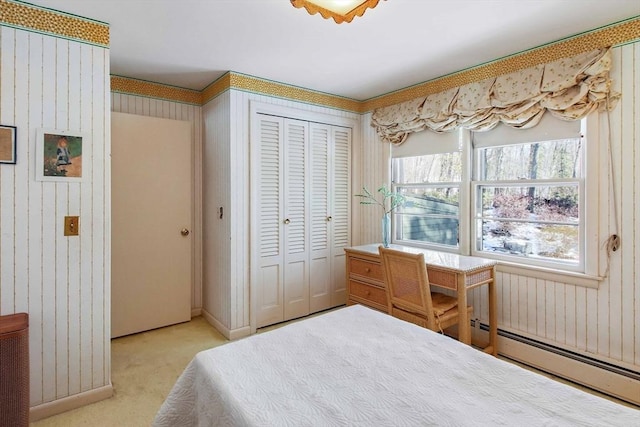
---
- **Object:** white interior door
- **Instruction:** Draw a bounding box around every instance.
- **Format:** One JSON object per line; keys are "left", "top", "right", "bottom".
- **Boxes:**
{"left": 309, "top": 123, "right": 332, "bottom": 312}
{"left": 255, "top": 115, "right": 285, "bottom": 328}
{"left": 309, "top": 124, "right": 351, "bottom": 311}
{"left": 111, "top": 112, "right": 192, "bottom": 338}
{"left": 330, "top": 126, "right": 351, "bottom": 306}
{"left": 283, "top": 119, "right": 310, "bottom": 321}
{"left": 254, "top": 115, "right": 311, "bottom": 326}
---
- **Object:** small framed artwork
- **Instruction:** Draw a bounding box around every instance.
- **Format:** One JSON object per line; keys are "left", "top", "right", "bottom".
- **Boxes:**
{"left": 0, "top": 125, "right": 17, "bottom": 164}
{"left": 36, "top": 128, "right": 85, "bottom": 182}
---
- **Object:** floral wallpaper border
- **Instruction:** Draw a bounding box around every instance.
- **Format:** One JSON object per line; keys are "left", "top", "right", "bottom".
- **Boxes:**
{"left": 115, "top": 16, "right": 638, "bottom": 113}
{"left": 0, "top": 0, "right": 109, "bottom": 47}
{"left": 5, "top": 0, "right": 630, "bottom": 113}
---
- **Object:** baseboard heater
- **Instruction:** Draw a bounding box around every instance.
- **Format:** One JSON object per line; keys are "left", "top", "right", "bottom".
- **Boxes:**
{"left": 471, "top": 319, "right": 640, "bottom": 382}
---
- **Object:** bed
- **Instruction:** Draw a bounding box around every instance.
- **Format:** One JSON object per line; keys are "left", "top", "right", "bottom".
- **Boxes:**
{"left": 153, "top": 305, "right": 638, "bottom": 426}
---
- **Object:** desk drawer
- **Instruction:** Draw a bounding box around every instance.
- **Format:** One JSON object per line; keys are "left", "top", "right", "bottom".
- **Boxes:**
{"left": 349, "top": 280, "right": 387, "bottom": 308}
{"left": 349, "top": 257, "right": 383, "bottom": 282}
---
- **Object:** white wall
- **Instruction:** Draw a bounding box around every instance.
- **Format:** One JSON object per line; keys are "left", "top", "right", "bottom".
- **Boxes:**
{"left": 111, "top": 93, "right": 203, "bottom": 313}
{"left": 360, "top": 43, "right": 640, "bottom": 373}
{"left": 355, "top": 111, "right": 390, "bottom": 246}
{"left": 202, "top": 91, "right": 232, "bottom": 331}
{"left": 202, "top": 90, "right": 361, "bottom": 337}
{"left": 483, "top": 43, "right": 639, "bottom": 370}
{"left": 0, "top": 26, "right": 111, "bottom": 407}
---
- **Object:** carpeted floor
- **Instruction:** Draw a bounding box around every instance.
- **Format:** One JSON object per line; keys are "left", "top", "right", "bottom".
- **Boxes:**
{"left": 31, "top": 312, "right": 636, "bottom": 426}
{"left": 31, "top": 316, "right": 228, "bottom": 427}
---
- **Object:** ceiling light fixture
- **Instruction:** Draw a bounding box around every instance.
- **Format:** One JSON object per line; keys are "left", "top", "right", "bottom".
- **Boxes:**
{"left": 290, "top": 0, "right": 383, "bottom": 24}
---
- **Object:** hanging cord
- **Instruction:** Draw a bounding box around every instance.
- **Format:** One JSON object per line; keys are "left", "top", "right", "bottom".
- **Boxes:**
{"left": 602, "top": 95, "right": 620, "bottom": 278}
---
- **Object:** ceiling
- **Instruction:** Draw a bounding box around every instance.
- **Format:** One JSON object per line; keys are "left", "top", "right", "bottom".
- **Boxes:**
{"left": 26, "top": 0, "right": 640, "bottom": 101}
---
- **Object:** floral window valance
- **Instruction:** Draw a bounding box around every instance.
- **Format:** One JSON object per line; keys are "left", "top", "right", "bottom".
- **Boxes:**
{"left": 371, "top": 48, "right": 619, "bottom": 144}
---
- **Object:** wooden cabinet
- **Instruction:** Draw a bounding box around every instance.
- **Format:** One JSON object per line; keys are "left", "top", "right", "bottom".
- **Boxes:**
{"left": 344, "top": 248, "right": 388, "bottom": 313}
{"left": 0, "top": 313, "right": 29, "bottom": 427}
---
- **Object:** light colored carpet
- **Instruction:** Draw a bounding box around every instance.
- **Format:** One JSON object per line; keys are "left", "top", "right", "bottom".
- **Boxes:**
{"left": 31, "top": 316, "right": 228, "bottom": 427}
{"left": 31, "top": 312, "right": 636, "bottom": 426}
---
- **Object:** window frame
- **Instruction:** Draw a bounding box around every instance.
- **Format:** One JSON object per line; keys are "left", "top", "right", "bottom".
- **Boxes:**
{"left": 390, "top": 129, "right": 471, "bottom": 254}
{"left": 388, "top": 114, "right": 601, "bottom": 283}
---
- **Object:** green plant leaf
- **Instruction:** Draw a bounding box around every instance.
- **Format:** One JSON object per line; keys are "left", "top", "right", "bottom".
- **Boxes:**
{"left": 355, "top": 185, "right": 406, "bottom": 215}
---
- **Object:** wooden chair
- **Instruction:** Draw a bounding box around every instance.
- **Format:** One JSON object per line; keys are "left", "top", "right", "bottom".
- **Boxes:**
{"left": 379, "top": 246, "right": 473, "bottom": 335}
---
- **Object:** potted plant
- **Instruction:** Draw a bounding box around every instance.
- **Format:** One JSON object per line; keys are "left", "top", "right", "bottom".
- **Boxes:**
{"left": 355, "top": 185, "right": 405, "bottom": 247}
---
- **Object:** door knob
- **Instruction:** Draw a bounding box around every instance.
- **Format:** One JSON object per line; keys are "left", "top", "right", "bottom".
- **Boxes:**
{"left": 327, "top": 216, "right": 332, "bottom": 222}
{"left": 283, "top": 219, "right": 291, "bottom": 224}
{"left": 181, "top": 228, "right": 190, "bottom": 236}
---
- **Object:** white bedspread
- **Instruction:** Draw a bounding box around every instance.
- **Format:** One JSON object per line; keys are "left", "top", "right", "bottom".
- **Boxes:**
{"left": 153, "top": 305, "right": 638, "bottom": 426}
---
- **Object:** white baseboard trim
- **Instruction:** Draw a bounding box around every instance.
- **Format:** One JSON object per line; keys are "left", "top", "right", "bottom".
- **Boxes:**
{"left": 201, "top": 308, "right": 250, "bottom": 340}
{"left": 29, "top": 384, "right": 113, "bottom": 422}
{"left": 471, "top": 321, "right": 640, "bottom": 406}
{"left": 469, "top": 323, "right": 639, "bottom": 406}
{"left": 498, "top": 335, "right": 640, "bottom": 406}
{"left": 228, "top": 325, "right": 251, "bottom": 340}
{"left": 191, "top": 307, "right": 202, "bottom": 317}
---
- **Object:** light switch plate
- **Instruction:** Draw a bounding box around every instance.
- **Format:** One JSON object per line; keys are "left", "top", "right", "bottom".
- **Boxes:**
{"left": 64, "top": 216, "right": 79, "bottom": 236}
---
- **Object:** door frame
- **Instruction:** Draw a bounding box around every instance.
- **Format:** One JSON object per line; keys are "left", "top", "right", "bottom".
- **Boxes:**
{"left": 110, "top": 111, "right": 197, "bottom": 337}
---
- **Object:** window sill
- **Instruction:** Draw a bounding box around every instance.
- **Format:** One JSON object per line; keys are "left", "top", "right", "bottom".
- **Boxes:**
{"left": 496, "top": 262, "right": 603, "bottom": 288}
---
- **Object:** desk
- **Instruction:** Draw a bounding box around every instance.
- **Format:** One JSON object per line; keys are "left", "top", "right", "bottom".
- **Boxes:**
{"left": 345, "top": 244, "right": 498, "bottom": 356}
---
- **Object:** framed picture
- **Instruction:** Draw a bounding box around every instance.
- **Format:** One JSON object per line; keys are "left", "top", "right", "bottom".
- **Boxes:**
{"left": 0, "top": 125, "right": 17, "bottom": 164}
{"left": 36, "top": 128, "right": 85, "bottom": 182}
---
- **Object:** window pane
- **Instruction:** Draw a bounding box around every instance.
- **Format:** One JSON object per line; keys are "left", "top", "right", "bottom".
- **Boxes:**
{"left": 397, "top": 187, "right": 459, "bottom": 214}
{"left": 396, "top": 214, "right": 459, "bottom": 246}
{"left": 480, "top": 138, "right": 581, "bottom": 180}
{"left": 477, "top": 184, "right": 579, "bottom": 262}
{"left": 394, "top": 186, "right": 459, "bottom": 247}
{"left": 478, "top": 220, "right": 579, "bottom": 263}
{"left": 393, "top": 152, "right": 462, "bottom": 183}
{"left": 480, "top": 185, "right": 579, "bottom": 222}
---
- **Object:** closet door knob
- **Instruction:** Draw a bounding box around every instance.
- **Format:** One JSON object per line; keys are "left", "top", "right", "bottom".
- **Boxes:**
{"left": 180, "top": 228, "right": 190, "bottom": 236}
{"left": 283, "top": 218, "right": 291, "bottom": 225}
{"left": 327, "top": 216, "right": 332, "bottom": 222}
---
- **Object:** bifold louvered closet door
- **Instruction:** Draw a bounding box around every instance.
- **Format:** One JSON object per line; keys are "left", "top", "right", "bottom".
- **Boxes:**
{"left": 309, "top": 123, "right": 351, "bottom": 312}
{"left": 254, "top": 114, "right": 351, "bottom": 328}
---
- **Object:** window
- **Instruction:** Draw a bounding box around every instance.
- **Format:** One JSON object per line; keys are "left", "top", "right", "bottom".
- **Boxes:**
{"left": 473, "top": 138, "right": 582, "bottom": 270}
{"left": 390, "top": 114, "right": 592, "bottom": 274}
{"left": 392, "top": 153, "right": 461, "bottom": 249}
{"left": 391, "top": 129, "right": 464, "bottom": 250}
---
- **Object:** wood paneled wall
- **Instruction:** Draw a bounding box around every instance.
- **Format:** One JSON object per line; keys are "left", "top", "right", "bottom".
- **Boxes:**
{"left": 202, "top": 90, "right": 361, "bottom": 335}
{"left": 110, "top": 93, "right": 203, "bottom": 312}
{"left": 482, "top": 43, "right": 639, "bottom": 369}
{"left": 360, "top": 43, "right": 640, "bottom": 371}
{"left": 356, "top": 112, "right": 390, "bottom": 246}
{"left": 0, "top": 26, "right": 110, "bottom": 406}
{"left": 202, "top": 91, "right": 231, "bottom": 329}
